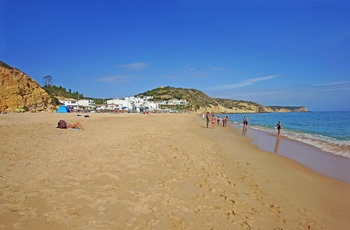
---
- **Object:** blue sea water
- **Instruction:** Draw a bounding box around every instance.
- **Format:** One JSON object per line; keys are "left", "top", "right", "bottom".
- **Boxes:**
{"left": 220, "top": 111, "right": 350, "bottom": 159}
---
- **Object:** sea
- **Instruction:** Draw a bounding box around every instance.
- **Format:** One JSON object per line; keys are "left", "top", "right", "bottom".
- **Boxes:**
{"left": 216, "top": 111, "right": 350, "bottom": 184}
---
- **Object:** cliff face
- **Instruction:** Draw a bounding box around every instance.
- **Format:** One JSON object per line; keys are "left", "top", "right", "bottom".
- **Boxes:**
{"left": 293, "top": 107, "right": 308, "bottom": 112}
{"left": 268, "top": 106, "right": 308, "bottom": 113}
{"left": 211, "top": 98, "right": 274, "bottom": 113}
{"left": 0, "top": 62, "right": 53, "bottom": 112}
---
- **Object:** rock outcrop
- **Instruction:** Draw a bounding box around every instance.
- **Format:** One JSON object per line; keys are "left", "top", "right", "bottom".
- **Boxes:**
{"left": 0, "top": 61, "right": 53, "bottom": 112}
{"left": 267, "top": 106, "right": 309, "bottom": 113}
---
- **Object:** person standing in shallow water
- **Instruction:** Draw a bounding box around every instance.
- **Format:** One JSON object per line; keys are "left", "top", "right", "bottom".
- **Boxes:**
{"left": 276, "top": 121, "right": 282, "bottom": 135}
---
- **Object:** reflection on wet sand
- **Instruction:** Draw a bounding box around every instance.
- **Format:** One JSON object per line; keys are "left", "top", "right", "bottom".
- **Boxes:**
{"left": 242, "top": 126, "right": 247, "bottom": 135}
{"left": 274, "top": 136, "right": 280, "bottom": 154}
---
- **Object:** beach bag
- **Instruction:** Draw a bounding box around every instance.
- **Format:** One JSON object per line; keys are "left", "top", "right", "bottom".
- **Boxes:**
{"left": 57, "top": 120, "right": 67, "bottom": 129}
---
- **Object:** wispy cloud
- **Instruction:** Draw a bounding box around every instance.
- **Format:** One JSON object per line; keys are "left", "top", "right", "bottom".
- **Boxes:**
{"left": 206, "top": 81, "right": 349, "bottom": 110}
{"left": 321, "top": 87, "right": 350, "bottom": 92}
{"left": 93, "top": 75, "right": 136, "bottom": 83}
{"left": 208, "top": 64, "right": 229, "bottom": 72}
{"left": 185, "top": 65, "right": 197, "bottom": 71}
{"left": 211, "top": 66, "right": 228, "bottom": 71}
{"left": 162, "top": 75, "right": 179, "bottom": 80}
{"left": 315, "top": 81, "right": 348, "bottom": 86}
{"left": 207, "top": 74, "right": 281, "bottom": 90}
{"left": 117, "top": 62, "right": 149, "bottom": 71}
{"left": 315, "top": 81, "right": 350, "bottom": 92}
{"left": 184, "top": 65, "right": 206, "bottom": 78}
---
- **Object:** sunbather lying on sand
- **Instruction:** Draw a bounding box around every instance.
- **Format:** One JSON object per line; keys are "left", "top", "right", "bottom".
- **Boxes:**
{"left": 67, "top": 122, "right": 85, "bottom": 130}
{"left": 57, "top": 120, "right": 85, "bottom": 130}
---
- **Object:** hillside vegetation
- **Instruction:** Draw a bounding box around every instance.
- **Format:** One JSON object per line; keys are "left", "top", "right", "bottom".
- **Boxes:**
{"left": 138, "top": 86, "right": 307, "bottom": 113}
{"left": 139, "top": 86, "right": 218, "bottom": 111}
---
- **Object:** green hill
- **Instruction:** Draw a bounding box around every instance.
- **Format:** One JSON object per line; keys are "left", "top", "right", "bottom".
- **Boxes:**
{"left": 139, "top": 86, "right": 218, "bottom": 111}
{"left": 138, "top": 86, "right": 267, "bottom": 113}
{"left": 139, "top": 86, "right": 308, "bottom": 113}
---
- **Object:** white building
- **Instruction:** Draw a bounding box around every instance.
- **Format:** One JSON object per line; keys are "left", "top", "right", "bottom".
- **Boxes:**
{"left": 59, "top": 98, "right": 95, "bottom": 110}
{"left": 97, "top": 95, "right": 185, "bottom": 113}
{"left": 59, "top": 98, "right": 78, "bottom": 109}
{"left": 78, "top": 100, "right": 96, "bottom": 109}
{"left": 106, "top": 98, "right": 132, "bottom": 110}
{"left": 158, "top": 99, "right": 187, "bottom": 105}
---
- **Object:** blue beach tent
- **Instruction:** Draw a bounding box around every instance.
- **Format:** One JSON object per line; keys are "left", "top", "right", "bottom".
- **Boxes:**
{"left": 56, "top": 105, "right": 71, "bottom": 113}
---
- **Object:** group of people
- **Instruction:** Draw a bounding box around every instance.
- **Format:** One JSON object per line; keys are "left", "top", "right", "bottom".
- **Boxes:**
{"left": 203, "top": 112, "right": 228, "bottom": 128}
{"left": 203, "top": 113, "right": 283, "bottom": 136}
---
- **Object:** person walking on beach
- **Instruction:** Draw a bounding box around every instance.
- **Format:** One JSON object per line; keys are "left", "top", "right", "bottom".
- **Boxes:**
{"left": 205, "top": 112, "right": 210, "bottom": 128}
{"left": 243, "top": 117, "right": 248, "bottom": 127}
{"left": 276, "top": 121, "right": 282, "bottom": 135}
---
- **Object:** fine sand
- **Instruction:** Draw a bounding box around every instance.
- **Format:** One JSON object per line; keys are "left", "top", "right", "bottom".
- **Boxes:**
{"left": 1, "top": 112, "right": 349, "bottom": 229}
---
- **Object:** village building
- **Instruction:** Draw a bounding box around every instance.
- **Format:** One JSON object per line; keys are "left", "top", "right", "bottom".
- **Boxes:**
{"left": 60, "top": 95, "right": 186, "bottom": 113}
{"left": 59, "top": 98, "right": 95, "bottom": 110}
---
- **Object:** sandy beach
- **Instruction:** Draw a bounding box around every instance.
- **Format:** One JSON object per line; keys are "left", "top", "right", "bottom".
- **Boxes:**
{"left": 1, "top": 112, "right": 349, "bottom": 229}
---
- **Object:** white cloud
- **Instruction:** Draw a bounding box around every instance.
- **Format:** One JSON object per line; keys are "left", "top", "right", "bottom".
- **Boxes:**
{"left": 185, "top": 65, "right": 197, "bottom": 71}
{"left": 316, "top": 81, "right": 350, "bottom": 92}
{"left": 162, "top": 75, "right": 179, "bottom": 80}
{"left": 211, "top": 66, "right": 228, "bottom": 71}
{"left": 206, "top": 74, "right": 281, "bottom": 90}
{"left": 117, "top": 62, "right": 149, "bottom": 71}
{"left": 206, "top": 81, "right": 350, "bottom": 110}
{"left": 315, "top": 81, "right": 348, "bottom": 86}
{"left": 93, "top": 75, "right": 136, "bottom": 83}
{"left": 207, "top": 64, "right": 229, "bottom": 71}
{"left": 321, "top": 87, "right": 350, "bottom": 92}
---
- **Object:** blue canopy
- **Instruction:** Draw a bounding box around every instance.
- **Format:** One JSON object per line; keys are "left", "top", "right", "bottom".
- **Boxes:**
{"left": 56, "top": 105, "right": 71, "bottom": 113}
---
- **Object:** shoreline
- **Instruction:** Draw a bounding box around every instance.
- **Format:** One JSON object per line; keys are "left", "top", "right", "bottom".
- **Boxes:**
{"left": 1, "top": 112, "right": 350, "bottom": 229}
{"left": 229, "top": 122, "right": 350, "bottom": 184}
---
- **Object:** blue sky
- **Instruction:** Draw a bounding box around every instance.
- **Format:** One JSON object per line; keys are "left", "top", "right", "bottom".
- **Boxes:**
{"left": 1, "top": 0, "right": 350, "bottom": 111}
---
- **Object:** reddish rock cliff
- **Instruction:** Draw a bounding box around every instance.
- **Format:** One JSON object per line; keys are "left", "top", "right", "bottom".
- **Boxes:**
{"left": 0, "top": 63, "right": 53, "bottom": 112}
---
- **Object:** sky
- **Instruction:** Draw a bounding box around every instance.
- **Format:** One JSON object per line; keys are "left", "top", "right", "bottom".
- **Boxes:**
{"left": 1, "top": 0, "right": 350, "bottom": 111}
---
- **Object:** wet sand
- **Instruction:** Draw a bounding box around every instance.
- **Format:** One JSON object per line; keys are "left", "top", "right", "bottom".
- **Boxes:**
{"left": 234, "top": 123, "right": 350, "bottom": 184}
{"left": 1, "top": 112, "right": 350, "bottom": 229}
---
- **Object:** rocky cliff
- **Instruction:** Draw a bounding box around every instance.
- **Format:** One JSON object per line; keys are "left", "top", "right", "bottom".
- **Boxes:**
{"left": 0, "top": 61, "right": 53, "bottom": 112}
{"left": 267, "top": 106, "right": 308, "bottom": 113}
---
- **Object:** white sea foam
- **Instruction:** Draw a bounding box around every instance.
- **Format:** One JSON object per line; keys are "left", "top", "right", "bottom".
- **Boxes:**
{"left": 250, "top": 125, "right": 350, "bottom": 159}
{"left": 224, "top": 111, "right": 350, "bottom": 159}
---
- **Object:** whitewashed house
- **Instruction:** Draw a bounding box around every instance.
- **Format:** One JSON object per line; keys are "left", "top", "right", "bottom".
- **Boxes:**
{"left": 142, "top": 101, "right": 159, "bottom": 111}
{"left": 106, "top": 98, "right": 132, "bottom": 110}
{"left": 59, "top": 98, "right": 96, "bottom": 110}
{"left": 59, "top": 98, "right": 78, "bottom": 109}
{"left": 78, "top": 100, "right": 96, "bottom": 109}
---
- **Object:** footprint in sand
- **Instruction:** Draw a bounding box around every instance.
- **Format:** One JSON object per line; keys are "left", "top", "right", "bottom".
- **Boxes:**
{"left": 266, "top": 204, "right": 281, "bottom": 214}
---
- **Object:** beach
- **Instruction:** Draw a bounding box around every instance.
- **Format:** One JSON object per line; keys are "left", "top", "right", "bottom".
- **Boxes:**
{"left": 1, "top": 112, "right": 349, "bottom": 229}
